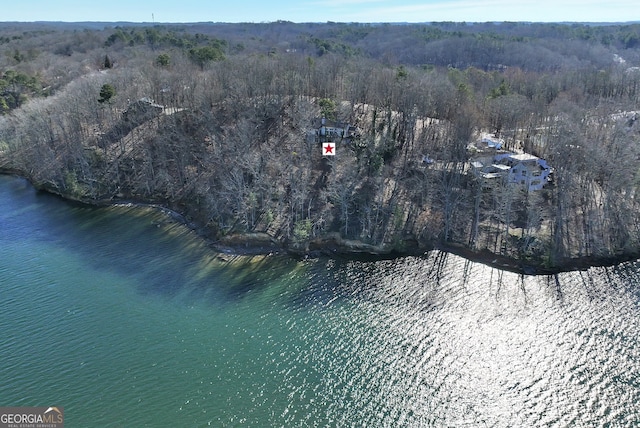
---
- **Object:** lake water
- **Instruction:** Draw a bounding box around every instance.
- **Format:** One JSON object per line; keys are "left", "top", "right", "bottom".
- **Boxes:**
{"left": 1, "top": 174, "right": 639, "bottom": 427}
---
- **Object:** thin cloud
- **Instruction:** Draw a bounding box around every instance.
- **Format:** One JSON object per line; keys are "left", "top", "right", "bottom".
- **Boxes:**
{"left": 312, "top": 0, "right": 388, "bottom": 5}
{"left": 338, "top": 0, "right": 639, "bottom": 22}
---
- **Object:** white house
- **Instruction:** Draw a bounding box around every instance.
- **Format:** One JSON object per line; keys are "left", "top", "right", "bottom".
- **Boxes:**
{"left": 494, "top": 153, "right": 552, "bottom": 191}
{"left": 472, "top": 152, "right": 552, "bottom": 191}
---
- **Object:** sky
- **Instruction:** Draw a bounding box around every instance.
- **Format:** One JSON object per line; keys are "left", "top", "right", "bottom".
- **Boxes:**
{"left": 2, "top": 0, "right": 639, "bottom": 23}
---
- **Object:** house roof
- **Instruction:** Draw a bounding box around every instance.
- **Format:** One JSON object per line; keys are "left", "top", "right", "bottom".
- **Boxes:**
{"left": 507, "top": 153, "right": 539, "bottom": 162}
{"left": 492, "top": 164, "right": 511, "bottom": 171}
{"left": 481, "top": 172, "right": 503, "bottom": 179}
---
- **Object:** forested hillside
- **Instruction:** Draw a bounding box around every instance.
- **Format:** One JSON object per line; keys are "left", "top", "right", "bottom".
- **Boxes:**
{"left": 1, "top": 21, "right": 640, "bottom": 272}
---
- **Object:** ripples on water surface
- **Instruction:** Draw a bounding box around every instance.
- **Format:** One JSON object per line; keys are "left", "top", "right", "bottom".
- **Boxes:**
{"left": 1, "top": 175, "right": 639, "bottom": 426}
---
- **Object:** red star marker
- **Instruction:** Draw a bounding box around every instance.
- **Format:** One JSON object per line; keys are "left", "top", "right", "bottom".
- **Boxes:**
{"left": 323, "top": 142, "right": 335, "bottom": 156}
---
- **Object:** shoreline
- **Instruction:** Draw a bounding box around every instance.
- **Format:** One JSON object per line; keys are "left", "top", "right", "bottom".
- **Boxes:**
{"left": 2, "top": 170, "right": 638, "bottom": 276}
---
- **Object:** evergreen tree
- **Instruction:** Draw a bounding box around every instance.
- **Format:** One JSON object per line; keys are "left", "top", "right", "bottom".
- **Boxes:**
{"left": 155, "top": 53, "right": 170, "bottom": 67}
{"left": 98, "top": 84, "right": 115, "bottom": 103}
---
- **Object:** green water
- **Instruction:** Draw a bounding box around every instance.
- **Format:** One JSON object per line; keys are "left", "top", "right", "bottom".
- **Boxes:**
{"left": 1, "top": 175, "right": 640, "bottom": 427}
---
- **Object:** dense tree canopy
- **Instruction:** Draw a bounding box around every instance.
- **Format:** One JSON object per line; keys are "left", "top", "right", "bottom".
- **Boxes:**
{"left": 1, "top": 21, "right": 640, "bottom": 270}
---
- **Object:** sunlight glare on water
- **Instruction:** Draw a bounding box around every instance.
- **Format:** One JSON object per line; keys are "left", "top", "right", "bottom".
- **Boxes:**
{"left": 309, "top": 256, "right": 640, "bottom": 427}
